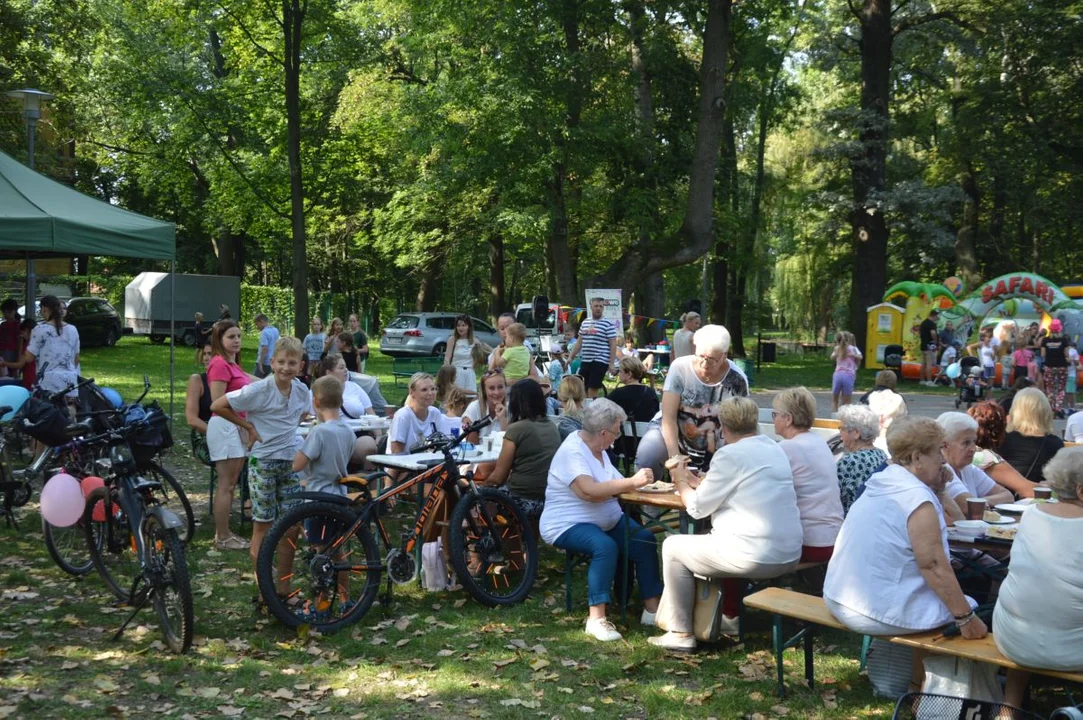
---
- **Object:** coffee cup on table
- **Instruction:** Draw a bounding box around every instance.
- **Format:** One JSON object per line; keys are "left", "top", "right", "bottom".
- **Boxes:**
{"left": 1033, "top": 487, "right": 1053, "bottom": 501}
{"left": 966, "top": 497, "right": 987, "bottom": 521}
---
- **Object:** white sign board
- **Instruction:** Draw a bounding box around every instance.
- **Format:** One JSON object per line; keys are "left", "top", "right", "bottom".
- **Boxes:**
{"left": 584, "top": 289, "right": 623, "bottom": 337}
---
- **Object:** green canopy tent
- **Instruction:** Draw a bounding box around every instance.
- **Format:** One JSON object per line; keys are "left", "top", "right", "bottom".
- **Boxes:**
{"left": 0, "top": 148, "right": 180, "bottom": 415}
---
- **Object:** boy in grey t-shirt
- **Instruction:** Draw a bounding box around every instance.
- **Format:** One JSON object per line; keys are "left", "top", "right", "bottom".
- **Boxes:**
{"left": 294, "top": 376, "right": 356, "bottom": 496}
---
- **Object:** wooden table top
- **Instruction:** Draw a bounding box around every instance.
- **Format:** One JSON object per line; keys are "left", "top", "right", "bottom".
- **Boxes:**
{"left": 618, "top": 490, "right": 685, "bottom": 511}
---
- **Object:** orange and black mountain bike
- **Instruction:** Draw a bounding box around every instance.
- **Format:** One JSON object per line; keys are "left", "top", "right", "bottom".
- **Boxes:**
{"left": 255, "top": 417, "right": 537, "bottom": 633}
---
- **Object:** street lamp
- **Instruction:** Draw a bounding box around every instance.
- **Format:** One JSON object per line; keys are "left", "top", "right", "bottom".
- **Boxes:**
{"left": 5, "top": 89, "right": 55, "bottom": 311}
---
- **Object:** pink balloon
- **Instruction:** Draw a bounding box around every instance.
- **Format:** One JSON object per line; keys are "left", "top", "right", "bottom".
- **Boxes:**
{"left": 40, "top": 473, "right": 84, "bottom": 527}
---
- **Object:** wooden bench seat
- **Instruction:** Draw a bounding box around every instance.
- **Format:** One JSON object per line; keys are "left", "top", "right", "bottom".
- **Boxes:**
{"left": 746, "top": 587, "right": 1083, "bottom": 699}
{"left": 743, "top": 587, "right": 850, "bottom": 696}
{"left": 891, "top": 632, "right": 1083, "bottom": 685}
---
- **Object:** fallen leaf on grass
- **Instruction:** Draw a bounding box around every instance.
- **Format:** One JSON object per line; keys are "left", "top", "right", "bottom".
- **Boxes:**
{"left": 576, "top": 706, "right": 595, "bottom": 714}
{"left": 529, "top": 659, "right": 549, "bottom": 671}
{"left": 821, "top": 691, "right": 838, "bottom": 710}
{"left": 60, "top": 661, "right": 79, "bottom": 671}
{"left": 94, "top": 678, "right": 119, "bottom": 693}
{"left": 196, "top": 687, "right": 221, "bottom": 698}
{"left": 394, "top": 639, "right": 410, "bottom": 648}
{"left": 771, "top": 705, "right": 790, "bottom": 716}
{"left": 393, "top": 616, "right": 412, "bottom": 631}
{"left": 270, "top": 688, "right": 294, "bottom": 700}
{"left": 370, "top": 636, "right": 387, "bottom": 646}
{"left": 0, "top": 707, "right": 17, "bottom": 718}
{"left": 436, "top": 649, "right": 455, "bottom": 657}
{"left": 217, "top": 706, "right": 244, "bottom": 716}
{"left": 492, "top": 658, "right": 516, "bottom": 669}
{"left": 453, "top": 599, "right": 467, "bottom": 608}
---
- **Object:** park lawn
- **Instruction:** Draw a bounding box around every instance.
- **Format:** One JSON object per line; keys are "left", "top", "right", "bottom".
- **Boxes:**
{"left": 0, "top": 337, "right": 906, "bottom": 719}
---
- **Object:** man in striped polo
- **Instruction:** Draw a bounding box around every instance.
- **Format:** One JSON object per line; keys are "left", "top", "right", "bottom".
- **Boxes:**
{"left": 568, "top": 297, "right": 618, "bottom": 398}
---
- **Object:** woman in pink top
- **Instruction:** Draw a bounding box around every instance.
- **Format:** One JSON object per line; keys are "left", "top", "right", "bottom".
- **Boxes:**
{"left": 206, "top": 321, "right": 253, "bottom": 550}
{"left": 830, "top": 331, "right": 862, "bottom": 412}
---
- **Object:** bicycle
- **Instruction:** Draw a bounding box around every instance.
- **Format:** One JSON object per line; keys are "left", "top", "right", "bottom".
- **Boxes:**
{"left": 255, "top": 417, "right": 537, "bottom": 633}
{"left": 27, "top": 377, "right": 194, "bottom": 576}
{"left": 82, "top": 418, "right": 194, "bottom": 653}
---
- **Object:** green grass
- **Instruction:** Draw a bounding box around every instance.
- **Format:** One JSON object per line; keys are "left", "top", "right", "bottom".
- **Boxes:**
{"left": 0, "top": 337, "right": 1066, "bottom": 718}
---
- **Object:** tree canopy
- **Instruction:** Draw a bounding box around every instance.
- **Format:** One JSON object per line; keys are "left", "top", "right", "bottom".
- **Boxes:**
{"left": 2, "top": 0, "right": 1079, "bottom": 346}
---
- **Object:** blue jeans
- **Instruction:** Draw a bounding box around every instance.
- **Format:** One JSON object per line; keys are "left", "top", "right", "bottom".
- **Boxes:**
{"left": 553, "top": 516, "right": 663, "bottom": 607}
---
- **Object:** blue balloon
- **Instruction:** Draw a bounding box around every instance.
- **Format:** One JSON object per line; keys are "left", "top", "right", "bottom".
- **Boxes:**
{"left": 100, "top": 387, "right": 123, "bottom": 409}
{"left": 945, "top": 362, "right": 961, "bottom": 379}
{"left": 0, "top": 385, "right": 30, "bottom": 421}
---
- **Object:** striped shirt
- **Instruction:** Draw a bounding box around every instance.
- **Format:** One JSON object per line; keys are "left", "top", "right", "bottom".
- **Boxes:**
{"left": 577, "top": 317, "right": 617, "bottom": 363}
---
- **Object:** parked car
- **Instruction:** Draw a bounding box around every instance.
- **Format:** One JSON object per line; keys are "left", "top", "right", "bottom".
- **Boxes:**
{"left": 63, "top": 297, "right": 123, "bottom": 347}
{"left": 379, "top": 312, "right": 501, "bottom": 358}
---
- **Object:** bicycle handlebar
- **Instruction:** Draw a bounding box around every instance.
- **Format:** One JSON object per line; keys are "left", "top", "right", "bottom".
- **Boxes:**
{"left": 44, "top": 376, "right": 96, "bottom": 403}
{"left": 408, "top": 416, "right": 493, "bottom": 455}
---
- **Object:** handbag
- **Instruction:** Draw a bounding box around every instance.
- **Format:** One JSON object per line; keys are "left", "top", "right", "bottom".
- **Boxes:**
{"left": 691, "top": 578, "right": 726, "bottom": 642}
{"left": 922, "top": 655, "right": 1003, "bottom": 705}
{"left": 654, "top": 577, "right": 727, "bottom": 642}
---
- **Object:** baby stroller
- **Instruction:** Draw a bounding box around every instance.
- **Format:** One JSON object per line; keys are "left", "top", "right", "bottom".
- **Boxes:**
{"left": 955, "top": 362, "right": 986, "bottom": 409}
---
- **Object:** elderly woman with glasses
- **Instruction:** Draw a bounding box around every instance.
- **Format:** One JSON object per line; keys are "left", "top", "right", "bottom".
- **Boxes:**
{"left": 648, "top": 397, "right": 803, "bottom": 651}
{"left": 835, "top": 404, "right": 888, "bottom": 513}
{"left": 540, "top": 399, "right": 661, "bottom": 643}
{"left": 772, "top": 387, "right": 844, "bottom": 563}
{"left": 634, "top": 324, "right": 749, "bottom": 480}
{"left": 825, "top": 416, "right": 987, "bottom": 691}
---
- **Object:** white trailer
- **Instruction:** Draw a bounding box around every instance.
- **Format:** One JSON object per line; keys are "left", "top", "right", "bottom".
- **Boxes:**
{"left": 125, "top": 272, "right": 241, "bottom": 346}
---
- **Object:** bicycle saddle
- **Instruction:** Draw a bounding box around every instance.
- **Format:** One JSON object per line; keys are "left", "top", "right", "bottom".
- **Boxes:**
{"left": 64, "top": 421, "right": 94, "bottom": 437}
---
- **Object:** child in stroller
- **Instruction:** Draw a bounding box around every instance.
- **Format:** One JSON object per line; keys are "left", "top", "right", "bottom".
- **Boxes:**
{"left": 956, "top": 363, "right": 988, "bottom": 409}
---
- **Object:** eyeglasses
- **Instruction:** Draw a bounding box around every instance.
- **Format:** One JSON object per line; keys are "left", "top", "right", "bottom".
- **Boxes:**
{"left": 601, "top": 425, "right": 623, "bottom": 439}
{"left": 696, "top": 353, "right": 725, "bottom": 365}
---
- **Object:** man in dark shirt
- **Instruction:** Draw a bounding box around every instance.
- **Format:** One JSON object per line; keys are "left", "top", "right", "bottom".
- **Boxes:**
{"left": 918, "top": 310, "right": 939, "bottom": 386}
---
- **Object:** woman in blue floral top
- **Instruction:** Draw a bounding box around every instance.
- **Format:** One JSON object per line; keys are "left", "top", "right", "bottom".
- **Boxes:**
{"left": 835, "top": 404, "right": 888, "bottom": 513}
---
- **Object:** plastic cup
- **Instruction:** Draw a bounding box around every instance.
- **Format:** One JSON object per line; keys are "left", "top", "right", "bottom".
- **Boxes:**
{"left": 1033, "top": 487, "right": 1053, "bottom": 501}
{"left": 966, "top": 497, "right": 987, "bottom": 521}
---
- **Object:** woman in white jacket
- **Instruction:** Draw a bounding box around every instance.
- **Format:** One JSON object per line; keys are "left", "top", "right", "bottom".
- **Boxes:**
{"left": 648, "top": 396, "right": 803, "bottom": 652}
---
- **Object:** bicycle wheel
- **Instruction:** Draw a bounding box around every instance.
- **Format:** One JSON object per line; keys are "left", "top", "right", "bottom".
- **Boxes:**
{"left": 256, "top": 501, "right": 381, "bottom": 633}
{"left": 83, "top": 487, "right": 139, "bottom": 602}
{"left": 144, "top": 513, "right": 194, "bottom": 653}
{"left": 448, "top": 488, "right": 537, "bottom": 607}
{"left": 142, "top": 463, "right": 195, "bottom": 545}
{"left": 43, "top": 515, "right": 93, "bottom": 576}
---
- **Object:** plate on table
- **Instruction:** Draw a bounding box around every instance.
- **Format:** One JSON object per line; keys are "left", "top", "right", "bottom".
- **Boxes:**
{"left": 639, "top": 481, "right": 676, "bottom": 494}
{"left": 983, "top": 515, "right": 1017, "bottom": 525}
{"left": 995, "top": 503, "right": 1031, "bottom": 514}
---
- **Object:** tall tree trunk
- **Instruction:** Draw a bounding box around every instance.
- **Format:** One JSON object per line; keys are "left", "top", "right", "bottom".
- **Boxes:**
{"left": 625, "top": 0, "right": 664, "bottom": 343}
{"left": 955, "top": 169, "right": 981, "bottom": 292}
{"left": 416, "top": 257, "right": 444, "bottom": 312}
{"left": 713, "top": 117, "right": 738, "bottom": 329}
{"left": 489, "top": 235, "right": 505, "bottom": 322}
{"left": 284, "top": 0, "right": 309, "bottom": 337}
{"left": 593, "top": 0, "right": 732, "bottom": 295}
{"left": 849, "top": 0, "right": 892, "bottom": 352}
{"left": 546, "top": 0, "right": 583, "bottom": 305}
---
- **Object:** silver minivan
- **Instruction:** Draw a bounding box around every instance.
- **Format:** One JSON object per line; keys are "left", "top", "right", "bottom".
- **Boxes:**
{"left": 378, "top": 312, "right": 502, "bottom": 357}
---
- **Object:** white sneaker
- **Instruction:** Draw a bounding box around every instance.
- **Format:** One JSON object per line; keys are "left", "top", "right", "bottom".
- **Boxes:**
{"left": 647, "top": 631, "right": 697, "bottom": 652}
{"left": 584, "top": 617, "right": 622, "bottom": 642}
{"left": 640, "top": 609, "right": 657, "bottom": 627}
{"left": 718, "top": 613, "right": 740, "bottom": 636}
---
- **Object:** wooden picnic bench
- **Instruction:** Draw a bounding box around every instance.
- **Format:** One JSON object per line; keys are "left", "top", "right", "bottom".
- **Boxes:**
{"left": 743, "top": 587, "right": 849, "bottom": 697}
{"left": 391, "top": 356, "right": 445, "bottom": 386}
{"left": 891, "top": 632, "right": 1083, "bottom": 686}
{"left": 744, "top": 587, "right": 1083, "bottom": 700}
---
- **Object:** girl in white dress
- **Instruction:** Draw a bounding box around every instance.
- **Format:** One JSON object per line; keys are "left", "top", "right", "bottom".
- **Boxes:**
{"left": 443, "top": 314, "right": 478, "bottom": 393}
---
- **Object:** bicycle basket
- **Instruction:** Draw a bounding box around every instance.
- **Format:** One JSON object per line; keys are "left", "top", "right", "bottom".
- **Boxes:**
{"left": 17, "top": 396, "right": 71, "bottom": 446}
{"left": 129, "top": 402, "right": 173, "bottom": 465}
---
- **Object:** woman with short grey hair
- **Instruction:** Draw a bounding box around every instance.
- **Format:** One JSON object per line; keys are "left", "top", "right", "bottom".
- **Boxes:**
{"left": 634, "top": 323, "right": 749, "bottom": 479}
{"left": 994, "top": 446, "right": 1083, "bottom": 706}
{"left": 835, "top": 404, "right": 887, "bottom": 513}
{"left": 539, "top": 398, "right": 662, "bottom": 643}
{"left": 936, "top": 411, "right": 1013, "bottom": 517}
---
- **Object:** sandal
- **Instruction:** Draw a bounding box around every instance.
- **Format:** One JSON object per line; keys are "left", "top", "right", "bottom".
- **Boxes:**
{"left": 216, "top": 535, "right": 250, "bottom": 551}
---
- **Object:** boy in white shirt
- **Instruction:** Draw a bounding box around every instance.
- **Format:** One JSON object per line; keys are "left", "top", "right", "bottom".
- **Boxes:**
{"left": 211, "top": 337, "right": 311, "bottom": 574}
